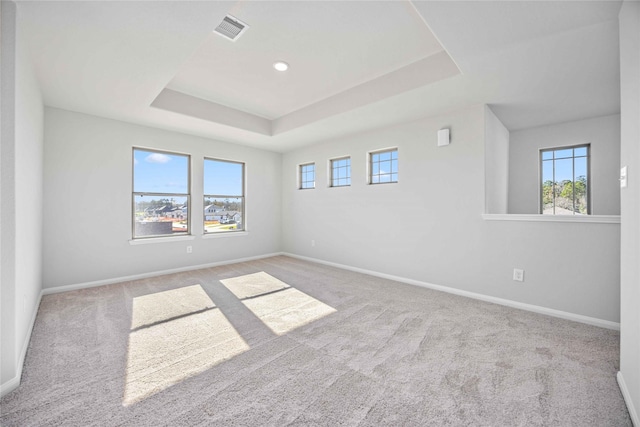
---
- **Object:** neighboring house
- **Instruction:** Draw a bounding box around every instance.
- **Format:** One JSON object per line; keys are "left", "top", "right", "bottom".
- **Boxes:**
{"left": 144, "top": 205, "right": 182, "bottom": 218}
{"left": 206, "top": 210, "right": 241, "bottom": 223}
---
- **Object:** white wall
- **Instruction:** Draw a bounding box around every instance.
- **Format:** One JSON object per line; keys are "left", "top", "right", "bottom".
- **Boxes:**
{"left": 282, "top": 105, "right": 620, "bottom": 323}
{"left": 42, "top": 108, "right": 282, "bottom": 289}
{"left": 484, "top": 105, "right": 509, "bottom": 214}
{"left": 618, "top": 0, "right": 640, "bottom": 423}
{"left": 1, "top": 0, "right": 44, "bottom": 394}
{"left": 508, "top": 114, "right": 621, "bottom": 215}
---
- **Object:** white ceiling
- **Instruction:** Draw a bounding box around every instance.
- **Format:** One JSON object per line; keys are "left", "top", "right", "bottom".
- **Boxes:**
{"left": 168, "top": 1, "right": 446, "bottom": 120}
{"left": 19, "top": 1, "right": 622, "bottom": 152}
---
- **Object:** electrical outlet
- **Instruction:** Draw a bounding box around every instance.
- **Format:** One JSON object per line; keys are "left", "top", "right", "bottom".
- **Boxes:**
{"left": 311, "top": 240, "right": 315, "bottom": 247}
{"left": 513, "top": 268, "right": 524, "bottom": 282}
{"left": 186, "top": 246, "right": 193, "bottom": 254}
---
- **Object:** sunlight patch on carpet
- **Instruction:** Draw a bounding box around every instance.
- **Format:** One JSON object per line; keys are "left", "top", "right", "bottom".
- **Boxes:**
{"left": 123, "top": 285, "right": 249, "bottom": 406}
{"left": 221, "top": 272, "right": 337, "bottom": 335}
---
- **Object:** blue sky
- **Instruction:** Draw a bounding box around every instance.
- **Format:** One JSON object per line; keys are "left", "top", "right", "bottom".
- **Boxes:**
{"left": 134, "top": 149, "right": 189, "bottom": 194}
{"left": 134, "top": 149, "right": 243, "bottom": 196}
{"left": 204, "top": 159, "right": 243, "bottom": 196}
{"left": 541, "top": 147, "right": 588, "bottom": 183}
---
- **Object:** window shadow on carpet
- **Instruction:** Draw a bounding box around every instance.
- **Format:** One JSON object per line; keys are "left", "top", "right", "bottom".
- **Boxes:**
{"left": 123, "top": 273, "right": 336, "bottom": 406}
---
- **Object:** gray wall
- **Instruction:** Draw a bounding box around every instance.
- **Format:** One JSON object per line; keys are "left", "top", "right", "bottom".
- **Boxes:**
{"left": 1, "top": 0, "right": 44, "bottom": 392}
{"left": 619, "top": 0, "right": 640, "bottom": 422}
{"left": 484, "top": 105, "right": 510, "bottom": 214}
{"left": 508, "top": 114, "right": 621, "bottom": 215}
{"left": 42, "top": 108, "right": 282, "bottom": 289}
{"left": 282, "top": 105, "right": 620, "bottom": 322}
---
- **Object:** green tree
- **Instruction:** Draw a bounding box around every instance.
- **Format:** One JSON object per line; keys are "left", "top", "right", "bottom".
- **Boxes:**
{"left": 542, "top": 180, "right": 555, "bottom": 206}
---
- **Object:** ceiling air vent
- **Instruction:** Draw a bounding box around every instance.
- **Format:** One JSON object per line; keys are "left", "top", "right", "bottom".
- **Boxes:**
{"left": 214, "top": 15, "right": 249, "bottom": 41}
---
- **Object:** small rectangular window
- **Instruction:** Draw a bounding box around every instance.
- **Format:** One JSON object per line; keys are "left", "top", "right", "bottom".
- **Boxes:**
{"left": 540, "top": 144, "right": 590, "bottom": 215}
{"left": 370, "top": 148, "right": 398, "bottom": 184}
{"left": 299, "top": 163, "right": 315, "bottom": 189}
{"left": 132, "top": 148, "right": 190, "bottom": 239}
{"left": 204, "top": 158, "right": 245, "bottom": 233}
{"left": 330, "top": 157, "right": 351, "bottom": 187}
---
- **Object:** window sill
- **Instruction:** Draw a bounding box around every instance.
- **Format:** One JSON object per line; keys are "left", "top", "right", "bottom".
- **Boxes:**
{"left": 202, "top": 231, "right": 248, "bottom": 239}
{"left": 129, "top": 235, "right": 196, "bottom": 245}
{"left": 481, "top": 214, "right": 620, "bottom": 224}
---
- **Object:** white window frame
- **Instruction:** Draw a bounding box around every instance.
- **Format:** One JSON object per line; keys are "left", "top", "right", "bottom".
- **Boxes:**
{"left": 132, "top": 147, "right": 191, "bottom": 239}
{"left": 299, "top": 162, "right": 315, "bottom": 189}
{"left": 330, "top": 156, "right": 351, "bottom": 188}
{"left": 539, "top": 144, "right": 591, "bottom": 215}
{"left": 203, "top": 157, "right": 246, "bottom": 234}
{"left": 369, "top": 147, "right": 398, "bottom": 185}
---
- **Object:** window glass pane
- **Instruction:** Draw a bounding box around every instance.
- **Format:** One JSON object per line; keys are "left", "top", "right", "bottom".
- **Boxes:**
{"left": 541, "top": 145, "right": 589, "bottom": 215}
{"left": 204, "top": 197, "right": 243, "bottom": 233}
{"left": 541, "top": 151, "right": 553, "bottom": 160}
{"left": 553, "top": 158, "right": 572, "bottom": 183}
{"left": 331, "top": 157, "right": 350, "bottom": 187}
{"left": 554, "top": 157, "right": 574, "bottom": 214}
{"left": 370, "top": 149, "right": 398, "bottom": 184}
{"left": 204, "top": 159, "right": 243, "bottom": 196}
{"left": 574, "top": 146, "right": 587, "bottom": 157}
{"left": 300, "top": 163, "right": 315, "bottom": 189}
{"left": 541, "top": 160, "right": 555, "bottom": 214}
{"left": 204, "top": 159, "right": 244, "bottom": 233}
{"left": 554, "top": 148, "right": 573, "bottom": 159}
{"left": 133, "top": 149, "right": 188, "bottom": 194}
{"left": 574, "top": 157, "right": 588, "bottom": 214}
{"left": 133, "top": 195, "right": 188, "bottom": 237}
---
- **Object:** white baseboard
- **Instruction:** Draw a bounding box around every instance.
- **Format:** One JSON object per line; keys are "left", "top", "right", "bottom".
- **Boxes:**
{"left": 0, "top": 290, "right": 44, "bottom": 398}
{"left": 42, "top": 252, "right": 284, "bottom": 295}
{"left": 283, "top": 253, "right": 620, "bottom": 331}
{"left": 618, "top": 371, "right": 639, "bottom": 426}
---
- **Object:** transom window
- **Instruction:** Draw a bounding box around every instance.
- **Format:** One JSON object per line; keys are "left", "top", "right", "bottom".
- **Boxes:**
{"left": 132, "top": 148, "right": 190, "bottom": 238}
{"left": 330, "top": 157, "right": 351, "bottom": 187}
{"left": 540, "top": 144, "right": 590, "bottom": 215}
{"left": 370, "top": 148, "right": 398, "bottom": 184}
{"left": 299, "top": 163, "right": 315, "bottom": 189}
{"left": 204, "top": 158, "right": 245, "bottom": 233}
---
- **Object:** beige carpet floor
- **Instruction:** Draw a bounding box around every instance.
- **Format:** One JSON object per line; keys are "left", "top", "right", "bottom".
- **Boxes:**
{"left": 0, "top": 255, "right": 631, "bottom": 426}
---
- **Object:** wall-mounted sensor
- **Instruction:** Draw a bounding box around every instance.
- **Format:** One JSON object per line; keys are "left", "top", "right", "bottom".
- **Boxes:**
{"left": 438, "top": 128, "right": 450, "bottom": 147}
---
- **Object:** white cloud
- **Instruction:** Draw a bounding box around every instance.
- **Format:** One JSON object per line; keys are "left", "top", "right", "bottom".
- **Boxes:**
{"left": 145, "top": 153, "right": 171, "bottom": 164}
{"left": 133, "top": 158, "right": 139, "bottom": 165}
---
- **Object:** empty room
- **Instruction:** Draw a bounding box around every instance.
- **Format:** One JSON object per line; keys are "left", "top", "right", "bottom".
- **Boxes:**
{"left": 1, "top": 0, "right": 639, "bottom": 425}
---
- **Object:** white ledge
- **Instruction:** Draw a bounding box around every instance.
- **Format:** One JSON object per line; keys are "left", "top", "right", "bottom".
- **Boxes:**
{"left": 482, "top": 214, "right": 620, "bottom": 224}
{"left": 129, "top": 235, "right": 195, "bottom": 245}
{"left": 202, "top": 231, "right": 248, "bottom": 239}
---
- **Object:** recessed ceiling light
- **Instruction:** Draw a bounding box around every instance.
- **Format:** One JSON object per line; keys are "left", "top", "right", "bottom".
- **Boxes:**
{"left": 273, "top": 61, "right": 289, "bottom": 71}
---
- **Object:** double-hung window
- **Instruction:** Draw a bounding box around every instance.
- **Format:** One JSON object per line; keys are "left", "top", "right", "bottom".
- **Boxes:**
{"left": 540, "top": 144, "right": 590, "bottom": 215}
{"left": 132, "top": 148, "right": 190, "bottom": 238}
{"left": 204, "top": 158, "right": 245, "bottom": 233}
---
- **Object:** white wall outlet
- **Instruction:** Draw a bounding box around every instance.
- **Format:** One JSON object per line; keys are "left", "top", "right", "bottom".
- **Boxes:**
{"left": 311, "top": 240, "right": 315, "bottom": 247}
{"left": 186, "top": 245, "right": 193, "bottom": 254}
{"left": 513, "top": 268, "right": 524, "bottom": 282}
